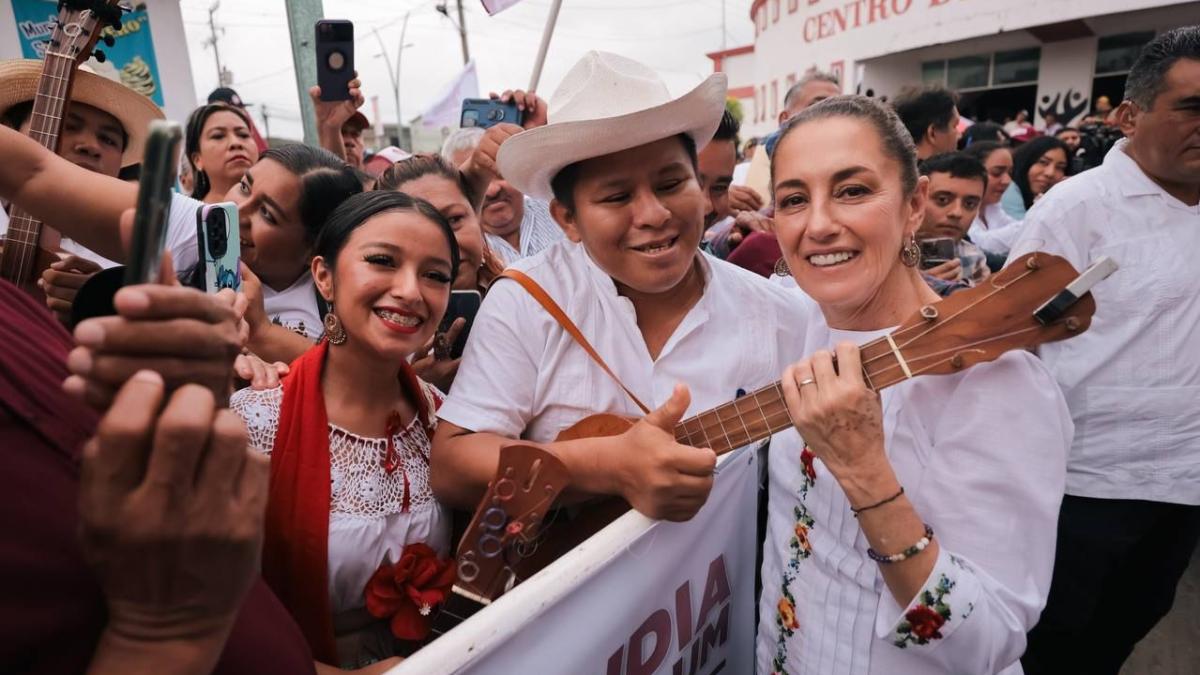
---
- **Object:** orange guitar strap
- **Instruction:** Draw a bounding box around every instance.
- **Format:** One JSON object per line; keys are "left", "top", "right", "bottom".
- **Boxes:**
{"left": 498, "top": 269, "right": 652, "bottom": 415}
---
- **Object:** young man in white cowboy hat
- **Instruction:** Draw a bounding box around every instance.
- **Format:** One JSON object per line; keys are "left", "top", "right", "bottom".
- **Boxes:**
{"left": 431, "top": 51, "right": 804, "bottom": 521}
{"left": 0, "top": 58, "right": 163, "bottom": 317}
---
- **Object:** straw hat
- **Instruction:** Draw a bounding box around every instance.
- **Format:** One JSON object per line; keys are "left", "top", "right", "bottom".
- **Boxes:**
{"left": 497, "top": 51, "right": 727, "bottom": 202}
{"left": 0, "top": 59, "right": 164, "bottom": 166}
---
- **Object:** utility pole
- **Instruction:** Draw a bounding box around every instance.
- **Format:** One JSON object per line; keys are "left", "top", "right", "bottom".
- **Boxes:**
{"left": 261, "top": 104, "right": 271, "bottom": 141}
{"left": 203, "top": 1, "right": 224, "bottom": 85}
{"left": 374, "top": 11, "right": 411, "bottom": 139}
{"left": 437, "top": 1, "right": 470, "bottom": 66}
{"left": 284, "top": 0, "right": 324, "bottom": 145}
{"left": 456, "top": 0, "right": 470, "bottom": 65}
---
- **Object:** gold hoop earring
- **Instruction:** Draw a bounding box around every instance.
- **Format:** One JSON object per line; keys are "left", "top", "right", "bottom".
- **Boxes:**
{"left": 324, "top": 309, "right": 347, "bottom": 345}
{"left": 899, "top": 235, "right": 922, "bottom": 268}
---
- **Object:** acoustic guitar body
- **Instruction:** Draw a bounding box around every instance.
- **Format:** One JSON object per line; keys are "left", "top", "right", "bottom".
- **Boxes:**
{"left": 556, "top": 413, "right": 636, "bottom": 441}
{"left": 0, "top": 240, "right": 60, "bottom": 303}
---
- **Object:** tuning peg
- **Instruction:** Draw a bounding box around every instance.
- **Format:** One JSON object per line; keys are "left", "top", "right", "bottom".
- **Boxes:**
{"left": 103, "top": 35, "right": 115, "bottom": 47}
{"left": 92, "top": 49, "right": 106, "bottom": 63}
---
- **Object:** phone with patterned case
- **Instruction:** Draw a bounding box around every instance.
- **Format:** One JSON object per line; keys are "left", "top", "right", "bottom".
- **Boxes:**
{"left": 195, "top": 202, "right": 241, "bottom": 293}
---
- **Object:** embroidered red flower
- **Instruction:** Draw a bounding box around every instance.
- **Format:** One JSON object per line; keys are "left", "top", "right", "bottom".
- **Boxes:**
{"left": 364, "top": 543, "right": 456, "bottom": 641}
{"left": 800, "top": 446, "right": 817, "bottom": 482}
{"left": 904, "top": 605, "right": 946, "bottom": 641}
{"left": 794, "top": 522, "right": 811, "bottom": 550}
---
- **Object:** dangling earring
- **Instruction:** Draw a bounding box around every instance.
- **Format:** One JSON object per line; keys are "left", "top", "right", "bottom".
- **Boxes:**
{"left": 773, "top": 256, "right": 791, "bottom": 277}
{"left": 324, "top": 306, "right": 347, "bottom": 345}
{"left": 899, "top": 234, "right": 922, "bottom": 268}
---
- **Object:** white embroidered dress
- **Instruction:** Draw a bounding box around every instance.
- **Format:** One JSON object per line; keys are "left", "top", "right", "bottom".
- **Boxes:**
{"left": 757, "top": 311, "right": 1073, "bottom": 675}
{"left": 230, "top": 384, "right": 451, "bottom": 663}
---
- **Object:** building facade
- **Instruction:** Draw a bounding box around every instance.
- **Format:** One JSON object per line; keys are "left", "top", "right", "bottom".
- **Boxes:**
{"left": 712, "top": 0, "right": 1199, "bottom": 138}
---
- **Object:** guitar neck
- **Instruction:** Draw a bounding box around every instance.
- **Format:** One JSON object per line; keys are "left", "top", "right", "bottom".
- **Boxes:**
{"left": 1, "top": 53, "right": 74, "bottom": 281}
{"left": 673, "top": 333, "right": 914, "bottom": 455}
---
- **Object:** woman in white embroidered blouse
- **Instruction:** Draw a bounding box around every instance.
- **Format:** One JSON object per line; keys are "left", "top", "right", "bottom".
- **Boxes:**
{"left": 756, "top": 96, "right": 1073, "bottom": 675}
{"left": 231, "top": 191, "right": 460, "bottom": 672}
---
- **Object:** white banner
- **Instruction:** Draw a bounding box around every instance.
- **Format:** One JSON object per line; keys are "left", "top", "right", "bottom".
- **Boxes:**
{"left": 394, "top": 445, "right": 762, "bottom": 674}
{"left": 480, "top": 0, "right": 525, "bottom": 16}
{"left": 419, "top": 60, "right": 479, "bottom": 128}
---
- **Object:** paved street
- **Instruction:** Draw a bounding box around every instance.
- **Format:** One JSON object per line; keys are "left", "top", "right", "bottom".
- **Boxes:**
{"left": 1122, "top": 545, "right": 1200, "bottom": 674}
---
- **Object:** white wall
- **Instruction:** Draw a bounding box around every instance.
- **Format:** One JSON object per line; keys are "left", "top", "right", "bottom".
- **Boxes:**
{"left": 0, "top": 0, "right": 197, "bottom": 122}
{"left": 1034, "top": 38, "right": 1098, "bottom": 127}
{"left": 746, "top": 0, "right": 1195, "bottom": 116}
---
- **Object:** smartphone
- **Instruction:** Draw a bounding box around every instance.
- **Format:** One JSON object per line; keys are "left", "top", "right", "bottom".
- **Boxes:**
{"left": 919, "top": 237, "right": 957, "bottom": 270}
{"left": 315, "top": 19, "right": 354, "bottom": 101}
{"left": 460, "top": 98, "right": 523, "bottom": 129}
{"left": 438, "top": 290, "right": 482, "bottom": 359}
{"left": 195, "top": 202, "right": 241, "bottom": 293}
{"left": 124, "top": 120, "right": 183, "bottom": 285}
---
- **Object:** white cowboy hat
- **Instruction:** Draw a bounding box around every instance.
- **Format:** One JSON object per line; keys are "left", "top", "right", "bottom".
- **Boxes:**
{"left": 497, "top": 51, "right": 727, "bottom": 202}
{"left": 0, "top": 59, "right": 164, "bottom": 167}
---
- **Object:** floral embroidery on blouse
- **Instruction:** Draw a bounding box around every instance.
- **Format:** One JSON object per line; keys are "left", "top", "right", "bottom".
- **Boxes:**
{"left": 892, "top": 574, "right": 956, "bottom": 648}
{"left": 771, "top": 446, "right": 817, "bottom": 674}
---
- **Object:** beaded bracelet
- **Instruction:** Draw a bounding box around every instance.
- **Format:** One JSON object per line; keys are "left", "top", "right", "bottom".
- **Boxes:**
{"left": 867, "top": 523, "right": 935, "bottom": 564}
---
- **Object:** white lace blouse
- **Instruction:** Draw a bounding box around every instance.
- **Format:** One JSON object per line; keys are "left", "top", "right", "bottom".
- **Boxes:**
{"left": 230, "top": 386, "right": 451, "bottom": 616}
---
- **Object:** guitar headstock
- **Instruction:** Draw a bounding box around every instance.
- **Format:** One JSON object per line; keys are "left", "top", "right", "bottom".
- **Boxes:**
{"left": 49, "top": 1, "right": 124, "bottom": 66}
{"left": 453, "top": 443, "right": 571, "bottom": 602}
{"left": 862, "top": 252, "right": 1098, "bottom": 390}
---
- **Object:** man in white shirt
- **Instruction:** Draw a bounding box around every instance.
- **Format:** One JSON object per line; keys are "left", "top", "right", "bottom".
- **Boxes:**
{"left": 431, "top": 51, "right": 805, "bottom": 522}
{"left": 1013, "top": 27, "right": 1200, "bottom": 674}
{"left": 479, "top": 179, "right": 564, "bottom": 266}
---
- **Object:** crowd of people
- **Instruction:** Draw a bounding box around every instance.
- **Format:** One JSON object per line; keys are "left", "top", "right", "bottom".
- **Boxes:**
{"left": 0, "top": 17, "right": 1197, "bottom": 675}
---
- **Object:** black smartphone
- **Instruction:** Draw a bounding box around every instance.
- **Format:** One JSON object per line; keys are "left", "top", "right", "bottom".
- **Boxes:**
{"left": 918, "top": 237, "right": 957, "bottom": 270}
{"left": 315, "top": 19, "right": 354, "bottom": 102}
{"left": 125, "top": 120, "right": 183, "bottom": 285}
{"left": 460, "top": 98, "right": 523, "bottom": 129}
{"left": 438, "top": 290, "right": 482, "bottom": 359}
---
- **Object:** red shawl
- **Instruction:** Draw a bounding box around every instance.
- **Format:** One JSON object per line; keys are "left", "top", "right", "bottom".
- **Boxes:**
{"left": 262, "top": 339, "right": 434, "bottom": 664}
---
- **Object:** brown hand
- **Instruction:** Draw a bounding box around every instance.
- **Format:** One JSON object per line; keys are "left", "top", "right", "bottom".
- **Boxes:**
{"left": 79, "top": 372, "right": 268, "bottom": 643}
{"left": 727, "top": 184, "right": 765, "bottom": 212}
{"left": 40, "top": 254, "right": 103, "bottom": 322}
{"left": 608, "top": 384, "right": 717, "bottom": 522}
{"left": 64, "top": 285, "right": 242, "bottom": 411}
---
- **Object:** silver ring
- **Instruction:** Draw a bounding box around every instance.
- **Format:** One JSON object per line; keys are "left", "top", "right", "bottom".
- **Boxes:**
{"left": 798, "top": 378, "right": 816, "bottom": 387}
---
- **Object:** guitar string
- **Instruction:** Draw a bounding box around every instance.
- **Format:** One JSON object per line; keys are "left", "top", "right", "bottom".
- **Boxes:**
{"left": 682, "top": 321, "right": 1057, "bottom": 448}
{"left": 11, "top": 26, "right": 85, "bottom": 281}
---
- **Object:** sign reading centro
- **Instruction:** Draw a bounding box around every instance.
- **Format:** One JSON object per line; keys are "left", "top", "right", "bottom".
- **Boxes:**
{"left": 755, "top": 0, "right": 962, "bottom": 44}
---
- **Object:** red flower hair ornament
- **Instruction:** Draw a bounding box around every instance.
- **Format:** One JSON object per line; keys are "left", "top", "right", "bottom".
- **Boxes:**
{"left": 364, "top": 543, "right": 457, "bottom": 641}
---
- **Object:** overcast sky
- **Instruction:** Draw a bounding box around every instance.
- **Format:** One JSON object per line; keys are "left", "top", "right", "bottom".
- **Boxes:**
{"left": 178, "top": 0, "right": 756, "bottom": 140}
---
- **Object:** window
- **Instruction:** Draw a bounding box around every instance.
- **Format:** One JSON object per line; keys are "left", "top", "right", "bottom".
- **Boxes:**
{"left": 947, "top": 55, "right": 989, "bottom": 90}
{"left": 922, "top": 60, "right": 946, "bottom": 86}
{"left": 994, "top": 48, "right": 1040, "bottom": 85}
{"left": 1096, "top": 31, "right": 1155, "bottom": 75}
{"left": 921, "top": 48, "right": 1040, "bottom": 91}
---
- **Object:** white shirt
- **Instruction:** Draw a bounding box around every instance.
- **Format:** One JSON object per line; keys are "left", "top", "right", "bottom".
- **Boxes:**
{"left": 439, "top": 240, "right": 806, "bottom": 442}
{"left": 967, "top": 202, "right": 1022, "bottom": 256}
{"left": 1009, "top": 139, "right": 1200, "bottom": 505}
{"left": 758, "top": 310, "right": 1072, "bottom": 675}
{"left": 263, "top": 273, "right": 324, "bottom": 340}
{"left": 483, "top": 196, "right": 565, "bottom": 267}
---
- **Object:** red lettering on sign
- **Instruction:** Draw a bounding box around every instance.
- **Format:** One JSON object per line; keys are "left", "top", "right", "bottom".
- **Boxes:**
{"left": 695, "top": 556, "right": 732, "bottom": 633}
{"left": 627, "top": 609, "right": 671, "bottom": 675}
{"left": 893, "top": 0, "right": 913, "bottom": 14}
{"left": 606, "top": 645, "right": 624, "bottom": 675}
{"left": 868, "top": 0, "right": 887, "bottom": 23}
{"left": 699, "top": 603, "right": 732, "bottom": 666}
{"left": 674, "top": 580, "right": 694, "bottom": 651}
{"left": 803, "top": 16, "right": 816, "bottom": 41}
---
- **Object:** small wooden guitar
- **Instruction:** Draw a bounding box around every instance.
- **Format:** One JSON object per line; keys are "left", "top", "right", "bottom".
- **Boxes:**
{"left": 431, "top": 251, "right": 1102, "bottom": 635}
{"left": 0, "top": 0, "right": 123, "bottom": 294}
